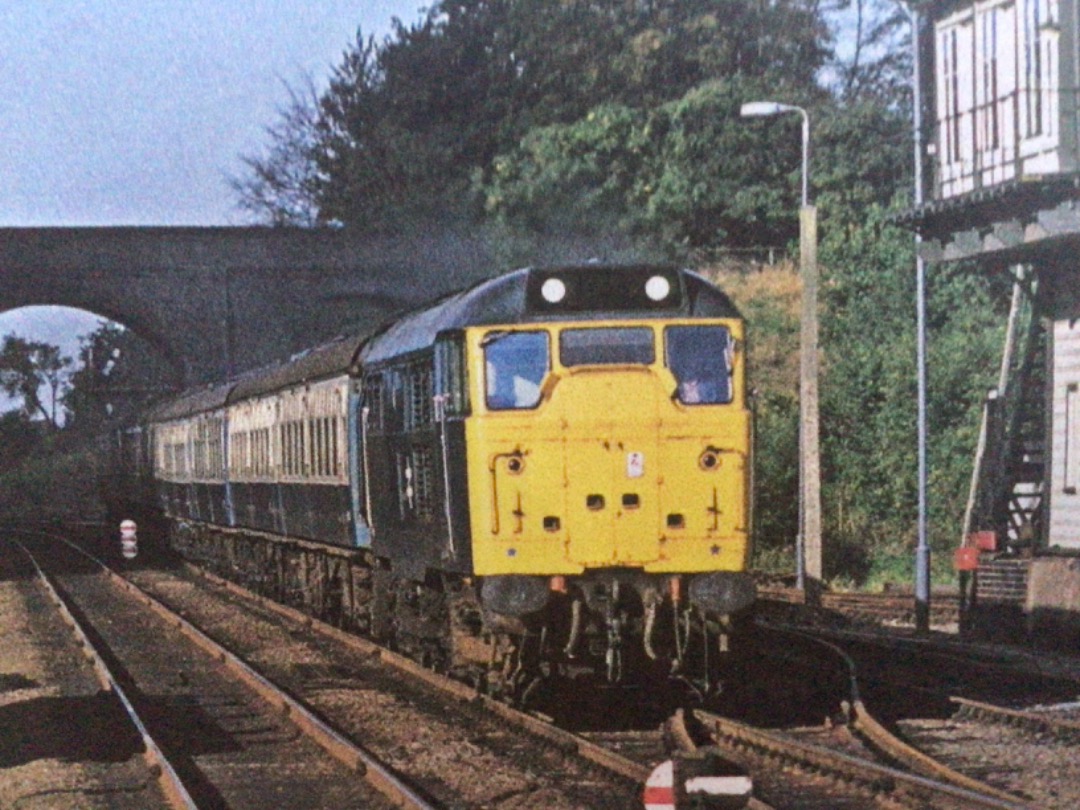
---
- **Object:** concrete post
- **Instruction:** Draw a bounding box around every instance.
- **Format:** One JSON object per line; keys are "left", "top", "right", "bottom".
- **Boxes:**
{"left": 800, "top": 204, "right": 823, "bottom": 602}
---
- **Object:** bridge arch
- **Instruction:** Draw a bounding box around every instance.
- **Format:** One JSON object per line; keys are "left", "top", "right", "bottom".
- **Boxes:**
{"left": 0, "top": 303, "right": 188, "bottom": 390}
{"left": 0, "top": 227, "right": 498, "bottom": 387}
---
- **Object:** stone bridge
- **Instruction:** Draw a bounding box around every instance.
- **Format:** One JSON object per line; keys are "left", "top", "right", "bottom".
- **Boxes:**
{"left": 0, "top": 227, "right": 499, "bottom": 387}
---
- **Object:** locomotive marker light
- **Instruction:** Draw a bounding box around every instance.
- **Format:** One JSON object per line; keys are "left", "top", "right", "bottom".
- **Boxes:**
{"left": 740, "top": 100, "right": 822, "bottom": 600}
{"left": 541, "top": 277, "right": 567, "bottom": 303}
{"left": 119, "top": 519, "right": 138, "bottom": 560}
{"left": 645, "top": 274, "right": 671, "bottom": 301}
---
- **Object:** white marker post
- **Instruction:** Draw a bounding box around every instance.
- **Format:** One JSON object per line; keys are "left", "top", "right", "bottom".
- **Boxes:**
{"left": 119, "top": 519, "right": 138, "bottom": 560}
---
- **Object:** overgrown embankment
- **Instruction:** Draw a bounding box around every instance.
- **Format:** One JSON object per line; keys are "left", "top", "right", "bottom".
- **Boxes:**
{"left": 704, "top": 224, "right": 1005, "bottom": 590}
{"left": 0, "top": 441, "right": 105, "bottom": 525}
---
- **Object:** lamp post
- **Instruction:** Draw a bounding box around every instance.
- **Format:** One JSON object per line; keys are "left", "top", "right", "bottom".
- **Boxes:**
{"left": 898, "top": 2, "right": 931, "bottom": 634}
{"left": 741, "top": 101, "right": 822, "bottom": 598}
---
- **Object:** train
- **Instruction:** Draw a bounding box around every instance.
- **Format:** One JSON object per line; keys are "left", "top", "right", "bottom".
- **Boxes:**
{"left": 108, "top": 263, "right": 756, "bottom": 700}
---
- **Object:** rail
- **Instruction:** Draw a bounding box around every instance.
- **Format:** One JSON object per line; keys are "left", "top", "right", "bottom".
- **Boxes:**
{"left": 697, "top": 708, "right": 1035, "bottom": 810}
{"left": 9, "top": 538, "right": 198, "bottom": 810}
{"left": 22, "top": 528, "right": 441, "bottom": 810}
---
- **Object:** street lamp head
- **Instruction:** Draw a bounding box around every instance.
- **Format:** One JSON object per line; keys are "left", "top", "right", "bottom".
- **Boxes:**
{"left": 740, "top": 101, "right": 800, "bottom": 118}
{"left": 740, "top": 99, "right": 811, "bottom": 207}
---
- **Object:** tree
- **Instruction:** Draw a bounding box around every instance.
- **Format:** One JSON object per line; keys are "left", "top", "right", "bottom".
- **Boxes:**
{"left": 64, "top": 321, "right": 178, "bottom": 434}
{"left": 480, "top": 103, "right": 650, "bottom": 238}
{"left": 817, "top": 203, "right": 1006, "bottom": 582}
{"left": 0, "top": 335, "right": 71, "bottom": 429}
{"left": 0, "top": 410, "right": 43, "bottom": 471}
{"left": 230, "top": 77, "right": 323, "bottom": 227}
{"left": 481, "top": 74, "right": 912, "bottom": 252}
{"left": 825, "top": 0, "right": 911, "bottom": 104}
{"left": 235, "top": 0, "right": 836, "bottom": 233}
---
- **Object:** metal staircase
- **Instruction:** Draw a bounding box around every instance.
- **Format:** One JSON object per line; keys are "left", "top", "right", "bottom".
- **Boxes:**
{"left": 962, "top": 268, "right": 1046, "bottom": 551}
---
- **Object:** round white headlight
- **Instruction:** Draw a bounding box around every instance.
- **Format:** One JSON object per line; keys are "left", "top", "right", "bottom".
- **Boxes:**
{"left": 541, "top": 277, "right": 567, "bottom": 303}
{"left": 645, "top": 275, "right": 671, "bottom": 301}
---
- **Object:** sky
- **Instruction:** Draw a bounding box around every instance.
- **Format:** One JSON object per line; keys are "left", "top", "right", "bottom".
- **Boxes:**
{"left": 0, "top": 1, "right": 424, "bottom": 406}
{"left": 1, "top": 0, "right": 424, "bottom": 227}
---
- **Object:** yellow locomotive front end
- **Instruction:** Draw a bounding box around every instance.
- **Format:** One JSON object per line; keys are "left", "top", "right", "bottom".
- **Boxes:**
{"left": 468, "top": 319, "right": 750, "bottom": 576}
{"left": 460, "top": 266, "right": 754, "bottom": 688}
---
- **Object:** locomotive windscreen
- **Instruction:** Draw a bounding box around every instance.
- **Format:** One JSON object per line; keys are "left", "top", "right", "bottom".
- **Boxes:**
{"left": 526, "top": 266, "right": 684, "bottom": 314}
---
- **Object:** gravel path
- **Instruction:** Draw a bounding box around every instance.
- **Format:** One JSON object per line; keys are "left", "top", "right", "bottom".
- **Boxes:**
{"left": 0, "top": 548, "right": 167, "bottom": 809}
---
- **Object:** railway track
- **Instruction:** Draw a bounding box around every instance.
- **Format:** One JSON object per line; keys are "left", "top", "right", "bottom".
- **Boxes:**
{"left": 13, "top": 527, "right": 689, "bottom": 808}
{"left": 896, "top": 697, "right": 1080, "bottom": 808}
{"left": 21, "top": 521, "right": 1073, "bottom": 808}
{"left": 759, "top": 586, "right": 962, "bottom": 627}
{"left": 0, "top": 536, "right": 176, "bottom": 810}
{"left": 6, "top": 532, "right": 421, "bottom": 809}
{"left": 24, "top": 542, "right": 199, "bottom": 810}
{"left": 694, "top": 707, "right": 1035, "bottom": 810}
{"left": 713, "top": 622, "right": 1042, "bottom": 809}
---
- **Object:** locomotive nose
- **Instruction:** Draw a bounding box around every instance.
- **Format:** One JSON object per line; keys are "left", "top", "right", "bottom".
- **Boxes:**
{"left": 556, "top": 368, "right": 665, "bottom": 567}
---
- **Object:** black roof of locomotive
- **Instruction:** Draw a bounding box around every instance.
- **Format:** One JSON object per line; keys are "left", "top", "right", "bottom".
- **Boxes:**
{"left": 360, "top": 264, "right": 740, "bottom": 365}
{"left": 146, "top": 265, "right": 740, "bottom": 420}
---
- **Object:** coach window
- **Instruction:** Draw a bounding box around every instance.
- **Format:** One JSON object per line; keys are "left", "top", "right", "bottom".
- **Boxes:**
{"left": 665, "top": 325, "right": 733, "bottom": 405}
{"left": 484, "top": 331, "right": 548, "bottom": 410}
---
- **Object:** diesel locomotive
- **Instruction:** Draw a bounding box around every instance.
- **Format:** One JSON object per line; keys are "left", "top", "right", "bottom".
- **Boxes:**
{"left": 115, "top": 264, "right": 755, "bottom": 698}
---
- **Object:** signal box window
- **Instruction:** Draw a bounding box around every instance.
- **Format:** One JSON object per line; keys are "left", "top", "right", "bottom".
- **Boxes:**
{"left": 560, "top": 327, "right": 655, "bottom": 366}
{"left": 666, "top": 325, "right": 733, "bottom": 405}
{"left": 484, "top": 331, "right": 548, "bottom": 410}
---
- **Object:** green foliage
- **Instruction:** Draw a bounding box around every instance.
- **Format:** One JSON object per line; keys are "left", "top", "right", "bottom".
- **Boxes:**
{"left": 819, "top": 205, "right": 919, "bottom": 549}
{"left": 481, "top": 80, "right": 912, "bottom": 252}
{"left": 481, "top": 104, "right": 649, "bottom": 237}
{"left": 244, "top": 0, "right": 835, "bottom": 232}
{"left": 0, "top": 334, "right": 71, "bottom": 429}
{"left": 818, "top": 203, "right": 1005, "bottom": 581}
{"left": 752, "top": 391, "right": 800, "bottom": 553}
{"left": 482, "top": 77, "right": 820, "bottom": 250}
{"left": 812, "top": 100, "right": 912, "bottom": 221}
{"left": 0, "top": 442, "right": 104, "bottom": 524}
{"left": 65, "top": 321, "right": 178, "bottom": 435}
{"left": 0, "top": 411, "right": 43, "bottom": 472}
{"left": 642, "top": 79, "right": 808, "bottom": 248}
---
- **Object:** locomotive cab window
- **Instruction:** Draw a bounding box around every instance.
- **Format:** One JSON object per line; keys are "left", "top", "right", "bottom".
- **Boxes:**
{"left": 434, "top": 333, "right": 470, "bottom": 416}
{"left": 483, "top": 331, "right": 548, "bottom": 410}
{"left": 560, "top": 327, "right": 655, "bottom": 367}
{"left": 665, "top": 325, "right": 734, "bottom": 405}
